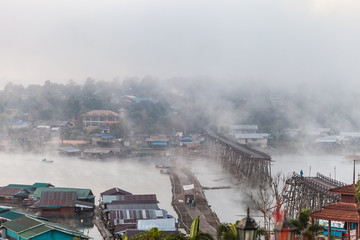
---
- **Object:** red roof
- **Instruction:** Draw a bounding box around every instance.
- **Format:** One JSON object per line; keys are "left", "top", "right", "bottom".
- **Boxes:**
{"left": 82, "top": 110, "right": 120, "bottom": 117}
{"left": 0, "top": 187, "right": 27, "bottom": 197}
{"left": 111, "top": 194, "right": 158, "bottom": 204}
{"left": 311, "top": 202, "right": 360, "bottom": 222}
{"left": 330, "top": 184, "right": 356, "bottom": 195}
{"left": 35, "top": 191, "right": 78, "bottom": 207}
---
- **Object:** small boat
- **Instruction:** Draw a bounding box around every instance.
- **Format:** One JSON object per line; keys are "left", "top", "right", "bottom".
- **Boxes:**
{"left": 160, "top": 169, "right": 169, "bottom": 174}
{"left": 155, "top": 164, "right": 170, "bottom": 169}
{"left": 42, "top": 158, "right": 53, "bottom": 163}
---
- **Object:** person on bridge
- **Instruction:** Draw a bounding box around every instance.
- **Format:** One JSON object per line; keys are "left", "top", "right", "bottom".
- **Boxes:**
{"left": 300, "top": 169, "right": 303, "bottom": 177}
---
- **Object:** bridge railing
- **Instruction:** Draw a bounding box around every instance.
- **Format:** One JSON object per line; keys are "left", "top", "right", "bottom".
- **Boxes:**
{"left": 316, "top": 172, "right": 346, "bottom": 187}
{"left": 288, "top": 172, "right": 340, "bottom": 198}
{"left": 203, "top": 127, "right": 271, "bottom": 160}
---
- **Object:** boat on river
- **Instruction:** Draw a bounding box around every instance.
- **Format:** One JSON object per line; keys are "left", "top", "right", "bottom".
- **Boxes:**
{"left": 42, "top": 159, "right": 53, "bottom": 163}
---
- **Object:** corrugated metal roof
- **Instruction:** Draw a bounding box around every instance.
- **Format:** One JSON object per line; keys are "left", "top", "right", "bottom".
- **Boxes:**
{"left": 101, "top": 187, "right": 133, "bottom": 197}
{"left": 2, "top": 216, "right": 90, "bottom": 239}
{"left": 145, "top": 135, "right": 169, "bottom": 142}
{"left": 110, "top": 209, "right": 167, "bottom": 225}
{"left": 83, "top": 148, "right": 112, "bottom": 154}
{"left": 7, "top": 184, "right": 36, "bottom": 193}
{"left": 234, "top": 133, "right": 270, "bottom": 139}
{"left": 57, "top": 146, "right": 81, "bottom": 153}
{"left": 32, "top": 183, "right": 53, "bottom": 188}
{"left": 311, "top": 202, "right": 360, "bottom": 222}
{"left": 32, "top": 187, "right": 93, "bottom": 200}
{"left": 35, "top": 191, "right": 78, "bottom": 207}
{"left": 2, "top": 215, "right": 42, "bottom": 233}
{"left": 111, "top": 194, "right": 158, "bottom": 204}
{"left": 0, "top": 211, "right": 25, "bottom": 220}
{"left": 340, "top": 132, "right": 360, "bottom": 137}
{"left": 82, "top": 110, "right": 120, "bottom": 117}
{"left": 0, "top": 187, "right": 29, "bottom": 197}
{"left": 230, "top": 125, "right": 258, "bottom": 130}
{"left": 18, "top": 224, "right": 52, "bottom": 239}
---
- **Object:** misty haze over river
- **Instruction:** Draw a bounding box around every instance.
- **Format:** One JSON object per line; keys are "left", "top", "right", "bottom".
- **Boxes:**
{"left": 0, "top": 151, "right": 357, "bottom": 239}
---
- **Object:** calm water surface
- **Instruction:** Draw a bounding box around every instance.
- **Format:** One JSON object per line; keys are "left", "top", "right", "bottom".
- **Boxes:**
{"left": 0, "top": 152, "right": 175, "bottom": 240}
{"left": 1, "top": 151, "right": 356, "bottom": 238}
{"left": 190, "top": 153, "right": 356, "bottom": 224}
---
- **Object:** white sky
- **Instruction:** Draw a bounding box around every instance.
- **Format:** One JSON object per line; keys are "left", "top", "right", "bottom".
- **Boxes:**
{"left": 0, "top": 0, "right": 360, "bottom": 90}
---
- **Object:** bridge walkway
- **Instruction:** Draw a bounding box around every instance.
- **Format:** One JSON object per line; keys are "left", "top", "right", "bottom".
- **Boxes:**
{"left": 169, "top": 164, "right": 220, "bottom": 239}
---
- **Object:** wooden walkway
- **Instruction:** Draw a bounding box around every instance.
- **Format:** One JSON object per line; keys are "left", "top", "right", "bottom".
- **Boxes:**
{"left": 169, "top": 166, "right": 220, "bottom": 239}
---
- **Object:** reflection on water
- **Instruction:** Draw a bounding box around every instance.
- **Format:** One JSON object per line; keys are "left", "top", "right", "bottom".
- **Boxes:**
{"left": 0, "top": 152, "right": 176, "bottom": 240}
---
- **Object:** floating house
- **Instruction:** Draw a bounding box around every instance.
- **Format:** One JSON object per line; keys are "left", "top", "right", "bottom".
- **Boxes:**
{"left": 90, "top": 133, "right": 115, "bottom": 147}
{"left": 31, "top": 191, "right": 94, "bottom": 217}
{"left": 1, "top": 215, "right": 90, "bottom": 240}
{"left": 100, "top": 187, "right": 133, "bottom": 205}
{"left": 57, "top": 146, "right": 81, "bottom": 156}
{"left": 31, "top": 187, "right": 95, "bottom": 204}
{"left": 145, "top": 135, "right": 169, "bottom": 149}
{"left": 100, "top": 188, "right": 176, "bottom": 239}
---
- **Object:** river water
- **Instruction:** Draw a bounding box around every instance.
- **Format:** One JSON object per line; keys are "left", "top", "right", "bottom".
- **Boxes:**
{"left": 0, "top": 151, "right": 355, "bottom": 239}
{"left": 0, "top": 152, "right": 176, "bottom": 240}
{"left": 190, "top": 153, "right": 356, "bottom": 224}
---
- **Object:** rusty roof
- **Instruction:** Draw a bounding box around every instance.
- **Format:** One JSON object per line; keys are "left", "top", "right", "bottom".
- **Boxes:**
{"left": 101, "top": 187, "right": 133, "bottom": 197}
{"left": 0, "top": 187, "right": 29, "bottom": 197}
{"left": 145, "top": 135, "right": 170, "bottom": 142}
{"left": 311, "top": 202, "right": 360, "bottom": 222}
{"left": 111, "top": 194, "right": 158, "bottom": 204}
{"left": 35, "top": 191, "right": 78, "bottom": 207}
{"left": 82, "top": 110, "right": 120, "bottom": 117}
{"left": 330, "top": 184, "right": 356, "bottom": 195}
{"left": 114, "top": 223, "right": 137, "bottom": 233}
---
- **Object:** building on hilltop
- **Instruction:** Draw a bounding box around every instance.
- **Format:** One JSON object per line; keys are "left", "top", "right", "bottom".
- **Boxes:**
{"left": 82, "top": 110, "right": 120, "bottom": 129}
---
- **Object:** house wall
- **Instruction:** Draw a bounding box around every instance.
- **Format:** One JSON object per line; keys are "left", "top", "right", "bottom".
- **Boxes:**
{"left": 103, "top": 195, "right": 120, "bottom": 204}
{"left": 236, "top": 138, "right": 268, "bottom": 147}
{"left": 83, "top": 116, "right": 120, "bottom": 127}
{"left": 5, "top": 229, "right": 18, "bottom": 240}
{"left": 30, "top": 230, "right": 75, "bottom": 240}
{"left": 40, "top": 207, "right": 75, "bottom": 216}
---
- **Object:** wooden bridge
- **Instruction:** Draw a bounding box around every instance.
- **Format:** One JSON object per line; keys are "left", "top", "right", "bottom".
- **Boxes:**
{"left": 203, "top": 128, "right": 272, "bottom": 186}
{"left": 284, "top": 172, "right": 346, "bottom": 218}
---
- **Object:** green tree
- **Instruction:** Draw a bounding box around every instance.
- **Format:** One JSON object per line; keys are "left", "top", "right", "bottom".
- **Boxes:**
{"left": 216, "top": 222, "right": 238, "bottom": 240}
{"left": 290, "top": 209, "right": 323, "bottom": 240}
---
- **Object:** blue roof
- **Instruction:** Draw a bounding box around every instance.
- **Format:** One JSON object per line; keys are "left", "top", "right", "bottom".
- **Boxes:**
{"left": 97, "top": 133, "right": 115, "bottom": 138}
{"left": 152, "top": 142, "right": 168, "bottom": 146}
{"left": 12, "top": 120, "right": 28, "bottom": 125}
{"left": 181, "top": 137, "right": 193, "bottom": 142}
